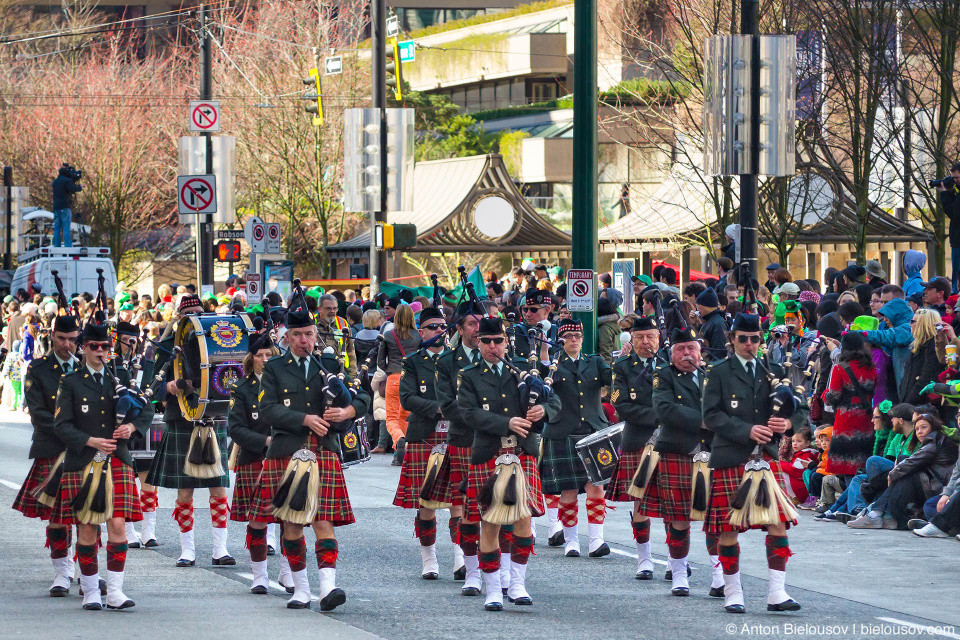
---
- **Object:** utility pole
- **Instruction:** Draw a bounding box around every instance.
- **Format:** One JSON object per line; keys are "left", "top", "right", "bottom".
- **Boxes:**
{"left": 572, "top": 0, "right": 598, "bottom": 352}
{"left": 197, "top": 3, "right": 215, "bottom": 291}
{"left": 368, "top": 0, "right": 388, "bottom": 296}
{"left": 3, "top": 166, "right": 11, "bottom": 271}
{"left": 738, "top": 0, "right": 761, "bottom": 280}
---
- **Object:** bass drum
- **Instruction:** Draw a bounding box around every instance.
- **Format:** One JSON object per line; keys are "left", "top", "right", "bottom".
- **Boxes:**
{"left": 174, "top": 313, "right": 255, "bottom": 421}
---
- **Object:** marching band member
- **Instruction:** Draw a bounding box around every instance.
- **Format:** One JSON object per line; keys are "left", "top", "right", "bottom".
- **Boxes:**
{"left": 435, "top": 300, "right": 484, "bottom": 595}
{"left": 457, "top": 317, "right": 560, "bottom": 611}
{"left": 52, "top": 322, "right": 152, "bottom": 610}
{"left": 647, "top": 327, "right": 723, "bottom": 597}
{"left": 702, "top": 313, "right": 800, "bottom": 614}
{"left": 396, "top": 307, "right": 464, "bottom": 579}
{"left": 605, "top": 316, "right": 662, "bottom": 579}
{"left": 512, "top": 289, "right": 556, "bottom": 360}
{"left": 12, "top": 315, "right": 81, "bottom": 597}
{"left": 254, "top": 309, "right": 371, "bottom": 610}
{"left": 316, "top": 294, "right": 358, "bottom": 377}
{"left": 227, "top": 332, "right": 280, "bottom": 594}
{"left": 539, "top": 318, "right": 613, "bottom": 558}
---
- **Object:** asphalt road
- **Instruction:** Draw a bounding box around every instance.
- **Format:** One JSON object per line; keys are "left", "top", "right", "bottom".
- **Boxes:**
{"left": 1, "top": 408, "right": 958, "bottom": 640}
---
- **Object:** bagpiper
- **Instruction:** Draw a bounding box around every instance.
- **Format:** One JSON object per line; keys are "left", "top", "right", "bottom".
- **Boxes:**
{"left": 644, "top": 326, "right": 724, "bottom": 597}
{"left": 435, "top": 300, "right": 485, "bottom": 595}
{"left": 227, "top": 332, "right": 280, "bottom": 594}
{"left": 145, "top": 294, "right": 234, "bottom": 567}
{"left": 253, "top": 308, "right": 371, "bottom": 610}
{"left": 395, "top": 307, "right": 464, "bottom": 579}
{"left": 12, "top": 314, "right": 81, "bottom": 596}
{"left": 701, "top": 313, "right": 800, "bottom": 614}
{"left": 457, "top": 317, "right": 561, "bottom": 611}
{"left": 538, "top": 318, "right": 613, "bottom": 558}
{"left": 51, "top": 321, "right": 152, "bottom": 610}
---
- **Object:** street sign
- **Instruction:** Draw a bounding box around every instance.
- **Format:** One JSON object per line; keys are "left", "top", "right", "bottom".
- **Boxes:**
{"left": 189, "top": 100, "right": 220, "bottom": 132}
{"left": 324, "top": 56, "right": 342, "bottom": 75}
{"left": 398, "top": 40, "right": 415, "bottom": 63}
{"left": 265, "top": 223, "right": 282, "bottom": 254}
{"left": 386, "top": 15, "right": 399, "bottom": 37}
{"left": 246, "top": 273, "right": 262, "bottom": 304}
{"left": 177, "top": 175, "right": 217, "bottom": 215}
{"left": 215, "top": 240, "right": 242, "bottom": 262}
{"left": 244, "top": 215, "right": 266, "bottom": 253}
{"left": 216, "top": 229, "right": 244, "bottom": 240}
{"left": 566, "top": 269, "right": 595, "bottom": 312}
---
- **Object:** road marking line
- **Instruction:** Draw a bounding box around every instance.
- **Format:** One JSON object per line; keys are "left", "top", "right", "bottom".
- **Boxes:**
{"left": 876, "top": 617, "right": 960, "bottom": 639}
{"left": 0, "top": 479, "right": 21, "bottom": 491}
{"left": 609, "top": 547, "right": 668, "bottom": 566}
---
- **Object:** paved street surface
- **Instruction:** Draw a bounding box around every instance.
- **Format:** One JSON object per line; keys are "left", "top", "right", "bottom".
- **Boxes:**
{"left": 1, "top": 408, "right": 958, "bottom": 640}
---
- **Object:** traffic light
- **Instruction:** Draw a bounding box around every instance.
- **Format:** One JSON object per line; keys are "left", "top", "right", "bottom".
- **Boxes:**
{"left": 301, "top": 68, "right": 323, "bottom": 126}
{"left": 215, "top": 240, "right": 242, "bottom": 262}
{"left": 385, "top": 40, "right": 403, "bottom": 101}
{"left": 375, "top": 223, "right": 416, "bottom": 250}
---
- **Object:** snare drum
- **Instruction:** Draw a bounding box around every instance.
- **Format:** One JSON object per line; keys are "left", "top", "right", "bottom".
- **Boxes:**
{"left": 340, "top": 418, "right": 371, "bottom": 468}
{"left": 174, "top": 313, "right": 255, "bottom": 421}
{"left": 575, "top": 422, "right": 625, "bottom": 486}
{"left": 131, "top": 413, "right": 166, "bottom": 460}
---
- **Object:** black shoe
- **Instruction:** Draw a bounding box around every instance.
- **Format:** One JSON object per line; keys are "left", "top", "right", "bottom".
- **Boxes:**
{"left": 319, "top": 588, "right": 346, "bottom": 612}
{"left": 280, "top": 580, "right": 295, "bottom": 594}
{"left": 143, "top": 539, "right": 159, "bottom": 548}
{"left": 422, "top": 572, "right": 439, "bottom": 580}
{"left": 99, "top": 579, "right": 107, "bottom": 595}
{"left": 286, "top": 599, "right": 310, "bottom": 609}
{"left": 565, "top": 549, "right": 580, "bottom": 558}
{"left": 588, "top": 543, "right": 610, "bottom": 558}
{"left": 767, "top": 599, "right": 801, "bottom": 612}
{"left": 548, "top": 531, "right": 564, "bottom": 547}
{"left": 502, "top": 587, "right": 509, "bottom": 596}
{"left": 907, "top": 519, "right": 928, "bottom": 531}
{"left": 127, "top": 541, "right": 141, "bottom": 549}
{"left": 512, "top": 596, "right": 533, "bottom": 606}
{"left": 484, "top": 602, "right": 503, "bottom": 611}
{"left": 106, "top": 599, "right": 135, "bottom": 610}
{"left": 636, "top": 570, "right": 654, "bottom": 580}
{"left": 212, "top": 555, "right": 236, "bottom": 566}
{"left": 82, "top": 602, "right": 103, "bottom": 611}
{"left": 834, "top": 512, "right": 854, "bottom": 524}
{"left": 267, "top": 545, "right": 276, "bottom": 556}
{"left": 453, "top": 566, "right": 466, "bottom": 581}
{"left": 461, "top": 586, "right": 481, "bottom": 596}
{"left": 250, "top": 585, "right": 268, "bottom": 595}
{"left": 671, "top": 587, "right": 689, "bottom": 597}
{"left": 725, "top": 604, "right": 746, "bottom": 614}
{"left": 176, "top": 558, "right": 195, "bottom": 567}
{"left": 664, "top": 566, "right": 692, "bottom": 580}
{"left": 709, "top": 586, "right": 725, "bottom": 598}
{"left": 49, "top": 586, "right": 69, "bottom": 597}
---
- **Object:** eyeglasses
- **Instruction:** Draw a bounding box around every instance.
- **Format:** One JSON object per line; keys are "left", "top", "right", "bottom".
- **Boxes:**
{"left": 423, "top": 324, "right": 446, "bottom": 331}
{"left": 736, "top": 335, "right": 762, "bottom": 344}
{"left": 563, "top": 332, "right": 583, "bottom": 340}
{"left": 479, "top": 337, "right": 505, "bottom": 345}
{"left": 522, "top": 306, "right": 541, "bottom": 313}
{"left": 87, "top": 342, "right": 110, "bottom": 351}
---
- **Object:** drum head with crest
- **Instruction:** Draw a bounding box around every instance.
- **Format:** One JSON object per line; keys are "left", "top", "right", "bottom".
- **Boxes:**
{"left": 174, "top": 313, "right": 254, "bottom": 421}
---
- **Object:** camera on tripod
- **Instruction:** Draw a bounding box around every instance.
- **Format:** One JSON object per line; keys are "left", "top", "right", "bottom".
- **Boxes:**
{"left": 61, "top": 162, "right": 82, "bottom": 182}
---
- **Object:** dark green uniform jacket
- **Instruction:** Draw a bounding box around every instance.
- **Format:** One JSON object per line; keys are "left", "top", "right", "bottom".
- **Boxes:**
{"left": 652, "top": 362, "right": 705, "bottom": 455}
{"left": 54, "top": 366, "right": 152, "bottom": 472}
{"left": 399, "top": 347, "right": 446, "bottom": 443}
{"left": 541, "top": 352, "right": 612, "bottom": 440}
{"left": 457, "top": 358, "right": 561, "bottom": 465}
{"left": 611, "top": 353, "right": 659, "bottom": 452}
{"left": 227, "top": 373, "right": 271, "bottom": 467}
{"left": 24, "top": 355, "right": 73, "bottom": 458}
{"left": 435, "top": 344, "right": 477, "bottom": 448}
{"left": 260, "top": 352, "right": 370, "bottom": 459}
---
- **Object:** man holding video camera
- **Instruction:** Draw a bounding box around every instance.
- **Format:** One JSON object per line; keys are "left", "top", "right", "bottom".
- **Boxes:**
{"left": 935, "top": 163, "right": 960, "bottom": 293}
{"left": 51, "top": 163, "right": 81, "bottom": 248}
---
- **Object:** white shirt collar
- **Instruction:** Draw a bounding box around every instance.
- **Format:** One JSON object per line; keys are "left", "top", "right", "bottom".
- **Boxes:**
{"left": 735, "top": 353, "right": 756, "bottom": 370}
{"left": 86, "top": 363, "right": 105, "bottom": 377}
{"left": 54, "top": 354, "right": 73, "bottom": 370}
{"left": 462, "top": 345, "right": 477, "bottom": 361}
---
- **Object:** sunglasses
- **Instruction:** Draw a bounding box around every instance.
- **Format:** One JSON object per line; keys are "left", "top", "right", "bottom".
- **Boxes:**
{"left": 479, "top": 337, "right": 505, "bottom": 345}
{"left": 87, "top": 342, "right": 111, "bottom": 351}
{"left": 522, "top": 307, "right": 541, "bottom": 313}
{"left": 423, "top": 324, "right": 446, "bottom": 331}
{"left": 736, "top": 335, "right": 762, "bottom": 344}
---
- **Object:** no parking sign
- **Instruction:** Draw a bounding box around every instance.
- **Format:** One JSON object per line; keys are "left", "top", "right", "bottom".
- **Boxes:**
{"left": 566, "top": 269, "right": 595, "bottom": 312}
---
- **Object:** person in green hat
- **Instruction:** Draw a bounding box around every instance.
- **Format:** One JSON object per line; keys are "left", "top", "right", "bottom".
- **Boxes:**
{"left": 118, "top": 303, "right": 136, "bottom": 323}
{"left": 767, "top": 300, "right": 817, "bottom": 387}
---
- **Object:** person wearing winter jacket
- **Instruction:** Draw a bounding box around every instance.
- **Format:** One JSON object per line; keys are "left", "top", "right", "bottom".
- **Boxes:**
{"left": 596, "top": 297, "right": 621, "bottom": 365}
{"left": 899, "top": 309, "right": 944, "bottom": 406}
{"left": 863, "top": 298, "right": 915, "bottom": 400}
{"left": 902, "top": 250, "right": 926, "bottom": 299}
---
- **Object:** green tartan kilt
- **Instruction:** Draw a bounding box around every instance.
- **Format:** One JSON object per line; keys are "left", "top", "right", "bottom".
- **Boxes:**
{"left": 539, "top": 435, "right": 590, "bottom": 495}
{"left": 145, "top": 417, "right": 230, "bottom": 489}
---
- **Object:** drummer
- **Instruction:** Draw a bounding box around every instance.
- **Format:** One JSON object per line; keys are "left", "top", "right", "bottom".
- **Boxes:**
{"left": 145, "top": 294, "right": 235, "bottom": 567}
{"left": 539, "top": 318, "right": 613, "bottom": 559}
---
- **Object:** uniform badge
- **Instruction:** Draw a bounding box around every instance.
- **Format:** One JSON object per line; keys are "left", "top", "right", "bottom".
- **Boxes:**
{"left": 81, "top": 404, "right": 89, "bottom": 414}
{"left": 54, "top": 406, "right": 61, "bottom": 418}
{"left": 652, "top": 375, "right": 660, "bottom": 388}
{"left": 283, "top": 398, "right": 291, "bottom": 407}
{"left": 482, "top": 403, "right": 490, "bottom": 411}
{"left": 611, "top": 389, "right": 620, "bottom": 403}
{"left": 730, "top": 400, "right": 739, "bottom": 409}
{"left": 258, "top": 390, "right": 265, "bottom": 402}
{"left": 24, "top": 379, "right": 32, "bottom": 391}
{"left": 630, "top": 392, "right": 636, "bottom": 400}
{"left": 420, "top": 385, "right": 426, "bottom": 393}
{"left": 251, "top": 412, "right": 258, "bottom": 420}
{"left": 229, "top": 398, "right": 235, "bottom": 409}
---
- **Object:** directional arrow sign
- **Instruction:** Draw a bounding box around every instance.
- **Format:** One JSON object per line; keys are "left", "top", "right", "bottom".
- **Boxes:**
{"left": 324, "top": 55, "right": 342, "bottom": 75}
{"left": 177, "top": 175, "right": 217, "bottom": 215}
{"left": 189, "top": 100, "right": 221, "bottom": 132}
{"left": 386, "top": 15, "right": 399, "bottom": 37}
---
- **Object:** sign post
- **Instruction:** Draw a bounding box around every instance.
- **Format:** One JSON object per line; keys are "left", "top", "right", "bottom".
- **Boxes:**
{"left": 566, "top": 269, "right": 595, "bottom": 312}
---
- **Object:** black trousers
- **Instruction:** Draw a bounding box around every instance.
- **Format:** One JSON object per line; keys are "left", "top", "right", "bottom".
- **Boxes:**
{"left": 932, "top": 492, "right": 960, "bottom": 535}
{"left": 878, "top": 473, "right": 926, "bottom": 529}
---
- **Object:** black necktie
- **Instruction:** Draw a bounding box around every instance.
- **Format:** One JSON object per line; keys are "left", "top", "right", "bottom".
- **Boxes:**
{"left": 472, "top": 351, "right": 480, "bottom": 365}
{"left": 62, "top": 362, "right": 71, "bottom": 374}
{"left": 94, "top": 372, "right": 102, "bottom": 386}
{"left": 746, "top": 361, "right": 754, "bottom": 379}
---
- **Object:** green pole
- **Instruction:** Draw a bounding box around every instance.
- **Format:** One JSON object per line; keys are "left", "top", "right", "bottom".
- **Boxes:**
{"left": 572, "top": 0, "right": 598, "bottom": 353}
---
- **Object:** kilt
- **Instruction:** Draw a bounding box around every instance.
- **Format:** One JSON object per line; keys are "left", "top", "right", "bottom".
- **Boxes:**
{"left": 52, "top": 457, "right": 141, "bottom": 525}
{"left": 393, "top": 432, "right": 446, "bottom": 509}
{"left": 434, "top": 444, "right": 470, "bottom": 508}
{"left": 464, "top": 448, "right": 544, "bottom": 523}
{"left": 539, "top": 436, "right": 590, "bottom": 495}
{"left": 638, "top": 452, "right": 692, "bottom": 522}
{"left": 702, "top": 465, "right": 798, "bottom": 535}
{"left": 605, "top": 449, "right": 645, "bottom": 502}
{"left": 230, "top": 460, "right": 263, "bottom": 522}
{"left": 145, "top": 418, "right": 230, "bottom": 489}
{"left": 251, "top": 437, "right": 354, "bottom": 527}
{"left": 12, "top": 456, "right": 59, "bottom": 519}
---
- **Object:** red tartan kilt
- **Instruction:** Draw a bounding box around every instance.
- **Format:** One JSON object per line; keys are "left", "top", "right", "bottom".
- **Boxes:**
{"left": 445, "top": 445, "right": 472, "bottom": 500}
{"left": 251, "top": 448, "right": 355, "bottom": 527}
{"left": 52, "top": 457, "right": 141, "bottom": 525}
{"left": 702, "top": 465, "right": 798, "bottom": 535}
{"left": 639, "top": 452, "right": 692, "bottom": 522}
{"left": 230, "top": 460, "right": 263, "bottom": 522}
{"left": 604, "top": 449, "right": 644, "bottom": 502}
{"left": 12, "top": 456, "right": 58, "bottom": 519}
{"left": 463, "top": 449, "right": 544, "bottom": 523}
{"left": 393, "top": 433, "right": 445, "bottom": 509}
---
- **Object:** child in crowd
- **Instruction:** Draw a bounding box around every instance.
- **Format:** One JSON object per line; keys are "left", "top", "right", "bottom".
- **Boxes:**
{"left": 776, "top": 428, "right": 818, "bottom": 505}
{"left": 803, "top": 426, "right": 833, "bottom": 504}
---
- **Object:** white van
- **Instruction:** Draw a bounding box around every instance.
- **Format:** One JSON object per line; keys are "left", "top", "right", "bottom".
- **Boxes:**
{"left": 11, "top": 246, "right": 117, "bottom": 298}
